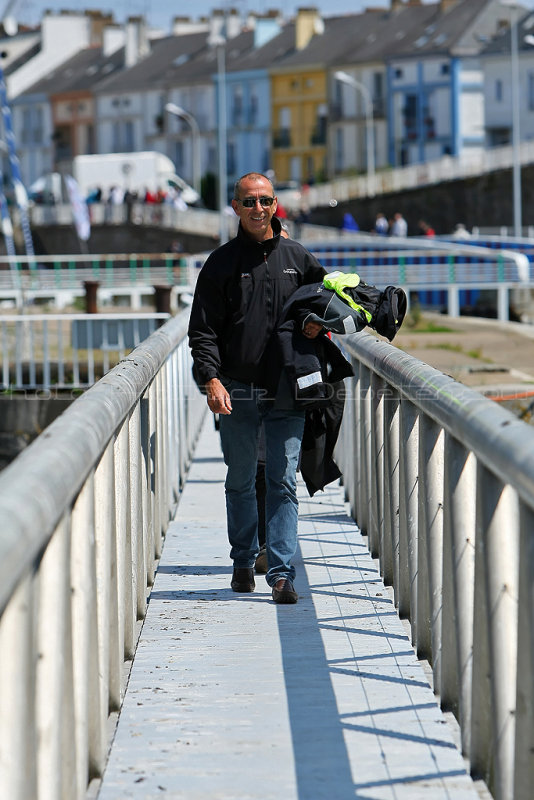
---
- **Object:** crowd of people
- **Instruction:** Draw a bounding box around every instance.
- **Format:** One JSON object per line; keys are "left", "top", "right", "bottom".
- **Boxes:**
{"left": 86, "top": 184, "right": 189, "bottom": 210}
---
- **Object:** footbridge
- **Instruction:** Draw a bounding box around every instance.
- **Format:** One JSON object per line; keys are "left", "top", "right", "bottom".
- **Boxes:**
{"left": 1, "top": 305, "right": 534, "bottom": 800}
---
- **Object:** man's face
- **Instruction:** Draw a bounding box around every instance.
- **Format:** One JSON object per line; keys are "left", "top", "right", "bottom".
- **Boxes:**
{"left": 231, "top": 177, "right": 278, "bottom": 242}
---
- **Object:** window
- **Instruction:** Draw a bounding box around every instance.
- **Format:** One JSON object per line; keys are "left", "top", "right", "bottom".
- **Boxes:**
{"left": 529, "top": 73, "right": 534, "bottom": 110}
{"left": 395, "top": 68, "right": 403, "bottom": 79}
{"left": 441, "top": 63, "right": 450, "bottom": 75}
{"left": 335, "top": 128, "right": 343, "bottom": 172}
{"left": 175, "top": 140, "right": 184, "bottom": 171}
{"left": 496, "top": 79, "right": 503, "bottom": 102}
{"left": 249, "top": 94, "right": 258, "bottom": 126}
{"left": 123, "top": 121, "right": 134, "bottom": 151}
{"left": 232, "top": 87, "right": 243, "bottom": 125}
{"left": 227, "top": 142, "right": 236, "bottom": 175}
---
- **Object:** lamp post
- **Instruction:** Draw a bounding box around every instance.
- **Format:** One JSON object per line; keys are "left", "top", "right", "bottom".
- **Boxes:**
{"left": 216, "top": 39, "right": 228, "bottom": 244}
{"left": 165, "top": 102, "right": 201, "bottom": 196}
{"left": 501, "top": 0, "right": 522, "bottom": 236}
{"left": 334, "top": 70, "right": 375, "bottom": 189}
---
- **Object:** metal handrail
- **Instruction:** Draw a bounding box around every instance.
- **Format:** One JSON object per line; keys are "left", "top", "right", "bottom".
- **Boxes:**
{"left": 0, "top": 312, "right": 170, "bottom": 390}
{"left": 335, "top": 331, "right": 534, "bottom": 800}
{"left": 0, "top": 310, "right": 205, "bottom": 800}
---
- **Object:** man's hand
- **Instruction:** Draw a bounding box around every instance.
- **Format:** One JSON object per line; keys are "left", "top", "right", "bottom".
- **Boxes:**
{"left": 205, "top": 377, "right": 232, "bottom": 415}
{"left": 303, "top": 321, "right": 323, "bottom": 339}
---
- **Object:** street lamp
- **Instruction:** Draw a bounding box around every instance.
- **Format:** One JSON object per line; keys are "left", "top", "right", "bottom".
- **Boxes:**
{"left": 165, "top": 102, "right": 201, "bottom": 196}
{"left": 501, "top": 0, "right": 522, "bottom": 236}
{"left": 334, "top": 70, "right": 375, "bottom": 189}
{"left": 210, "top": 31, "right": 228, "bottom": 244}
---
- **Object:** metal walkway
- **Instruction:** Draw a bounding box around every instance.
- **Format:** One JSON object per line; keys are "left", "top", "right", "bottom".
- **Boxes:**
{"left": 96, "top": 416, "right": 484, "bottom": 800}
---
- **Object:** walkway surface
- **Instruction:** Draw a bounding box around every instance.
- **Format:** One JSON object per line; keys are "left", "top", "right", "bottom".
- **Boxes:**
{"left": 96, "top": 416, "right": 485, "bottom": 800}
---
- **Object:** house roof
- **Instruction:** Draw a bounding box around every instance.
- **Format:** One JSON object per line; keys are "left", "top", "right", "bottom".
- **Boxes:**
{"left": 269, "top": 0, "right": 508, "bottom": 72}
{"left": 94, "top": 30, "right": 209, "bottom": 93}
{"left": 20, "top": 44, "right": 124, "bottom": 96}
{"left": 226, "top": 21, "right": 295, "bottom": 74}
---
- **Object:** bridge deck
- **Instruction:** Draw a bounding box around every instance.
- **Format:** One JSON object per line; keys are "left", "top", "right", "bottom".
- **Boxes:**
{"left": 97, "top": 416, "right": 482, "bottom": 800}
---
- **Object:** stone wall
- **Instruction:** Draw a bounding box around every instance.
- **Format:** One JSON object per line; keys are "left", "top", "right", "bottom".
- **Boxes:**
{"left": 308, "top": 164, "right": 534, "bottom": 236}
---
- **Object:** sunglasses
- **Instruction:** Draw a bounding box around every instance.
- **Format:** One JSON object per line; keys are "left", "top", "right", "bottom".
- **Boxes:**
{"left": 238, "top": 196, "right": 275, "bottom": 208}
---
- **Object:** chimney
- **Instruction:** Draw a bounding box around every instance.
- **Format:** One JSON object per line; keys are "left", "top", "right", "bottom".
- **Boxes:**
{"left": 84, "top": 9, "right": 114, "bottom": 46}
{"left": 209, "top": 8, "right": 242, "bottom": 42}
{"left": 172, "top": 16, "right": 209, "bottom": 35}
{"left": 103, "top": 24, "right": 125, "bottom": 56}
{"left": 295, "top": 7, "right": 324, "bottom": 51}
{"left": 252, "top": 12, "right": 283, "bottom": 48}
{"left": 226, "top": 9, "right": 242, "bottom": 39}
{"left": 125, "top": 16, "right": 149, "bottom": 67}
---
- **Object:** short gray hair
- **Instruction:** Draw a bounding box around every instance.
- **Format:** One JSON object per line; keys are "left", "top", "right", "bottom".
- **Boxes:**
{"left": 233, "top": 172, "right": 275, "bottom": 201}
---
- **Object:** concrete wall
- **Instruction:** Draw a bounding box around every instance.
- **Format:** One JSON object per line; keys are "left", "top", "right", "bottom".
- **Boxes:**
{"left": 0, "top": 395, "right": 74, "bottom": 471}
{"left": 29, "top": 223, "right": 217, "bottom": 256}
{"left": 308, "top": 163, "right": 534, "bottom": 235}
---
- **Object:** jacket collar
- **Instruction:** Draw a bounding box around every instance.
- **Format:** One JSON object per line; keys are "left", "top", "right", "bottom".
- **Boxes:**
{"left": 236, "top": 215, "right": 282, "bottom": 253}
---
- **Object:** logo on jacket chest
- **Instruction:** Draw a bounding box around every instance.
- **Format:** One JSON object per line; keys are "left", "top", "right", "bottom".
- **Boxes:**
{"left": 283, "top": 268, "right": 298, "bottom": 274}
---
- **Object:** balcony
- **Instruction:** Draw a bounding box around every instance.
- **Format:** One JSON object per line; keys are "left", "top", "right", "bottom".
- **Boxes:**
{"left": 310, "top": 126, "right": 327, "bottom": 146}
{"left": 273, "top": 128, "right": 291, "bottom": 148}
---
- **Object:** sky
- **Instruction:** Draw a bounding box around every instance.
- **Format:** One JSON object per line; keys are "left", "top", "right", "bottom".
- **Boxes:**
{"left": 6, "top": 0, "right": 433, "bottom": 31}
{"left": 8, "top": 0, "right": 534, "bottom": 31}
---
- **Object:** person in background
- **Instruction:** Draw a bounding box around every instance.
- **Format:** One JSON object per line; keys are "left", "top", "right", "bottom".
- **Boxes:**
{"left": 188, "top": 172, "right": 326, "bottom": 604}
{"left": 373, "top": 212, "right": 389, "bottom": 236}
{"left": 418, "top": 219, "right": 435, "bottom": 237}
{"left": 341, "top": 212, "right": 359, "bottom": 232}
{"left": 451, "top": 223, "right": 471, "bottom": 239}
{"left": 391, "top": 212, "right": 408, "bottom": 237}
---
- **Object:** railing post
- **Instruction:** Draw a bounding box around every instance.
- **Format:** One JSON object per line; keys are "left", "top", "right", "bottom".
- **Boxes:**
{"left": 513, "top": 503, "right": 534, "bottom": 800}
{"left": 94, "top": 440, "right": 122, "bottom": 713}
{"left": 398, "top": 399, "right": 418, "bottom": 624}
{"left": 383, "top": 389, "right": 400, "bottom": 598}
{"left": 0, "top": 574, "right": 38, "bottom": 800}
{"left": 369, "top": 372, "right": 385, "bottom": 572}
{"left": 416, "top": 416, "right": 444, "bottom": 676}
{"left": 71, "top": 472, "right": 106, "bottom": 792}
{"left": 36, "top": 517, "right": 77, "bottom": 800}
{"left": 441, "top": 437, "right": 476, "bottom": 746}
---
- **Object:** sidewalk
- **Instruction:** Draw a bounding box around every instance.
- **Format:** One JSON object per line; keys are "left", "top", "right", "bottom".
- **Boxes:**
{"left": 97, "top": 416, "right": 483, "bottom": 800}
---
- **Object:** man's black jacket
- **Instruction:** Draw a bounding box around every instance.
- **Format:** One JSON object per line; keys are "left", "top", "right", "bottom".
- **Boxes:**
{"left": 188, "top": 216, "right": 326, "bottom": 390}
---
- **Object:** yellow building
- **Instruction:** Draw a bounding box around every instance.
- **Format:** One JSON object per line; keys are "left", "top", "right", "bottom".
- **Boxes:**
{"left": 270, "top": 10, "right": 330, "bottom": 185}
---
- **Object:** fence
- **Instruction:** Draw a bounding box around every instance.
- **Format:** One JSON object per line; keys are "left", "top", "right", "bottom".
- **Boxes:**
{"left": 0, "top": 312, "right": 170, "bottom": 390}
{"left": 335, "top": 330, "right": 534, "bottom": 800}
{"left": 0, "top": 310, "right": 205, "bottom": 800}
{"left": 0, "top": 252, "right": 205, "bottom": 311}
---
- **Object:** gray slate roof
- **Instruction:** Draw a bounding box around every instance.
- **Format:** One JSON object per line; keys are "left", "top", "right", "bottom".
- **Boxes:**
{"left": 20, "top": 44, "right": 125, "bottom": 96}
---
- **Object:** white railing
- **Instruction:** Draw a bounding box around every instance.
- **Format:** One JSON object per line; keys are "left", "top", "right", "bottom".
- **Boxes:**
{"left": 27, "top": 202, "right": 238, "bottom": 239}
{"left": 291, "top": 140, "right": 534, "bottom": 210}
{"left": 335, "top": 330, "right": 534, "bottom": 800}
{"left": 0, "top": 312, "right": 170, "bottom": 390}
{"left": 0, "top": 310, "right": 205, "bottom": 800}
{"left": 0, "top": 252, "right": 203, "bottom": 310}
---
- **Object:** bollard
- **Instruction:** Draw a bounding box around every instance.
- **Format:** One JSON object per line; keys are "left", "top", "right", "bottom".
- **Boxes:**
{"left": 153, "top": 284, "right": 172, "bottom": 323}
{"left": 83, "top": 280, "right": 100, "bottom": 314}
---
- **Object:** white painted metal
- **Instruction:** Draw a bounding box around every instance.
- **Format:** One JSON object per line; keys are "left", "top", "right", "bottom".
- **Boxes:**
{"left": 0, "top": 310, "right": 205, "bottom": 800}
{"left": 0, "top": 312, "right": 169, "bottom": 390}
{"left": 335, "top": 330, "right": 534, "bottom": 800}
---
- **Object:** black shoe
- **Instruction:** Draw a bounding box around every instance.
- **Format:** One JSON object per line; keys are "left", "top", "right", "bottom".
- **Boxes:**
{"left": 254, "top": 545, "right": 268, "bottom": 574}
{"left": 272, "top": 578, "right": 298, "bottom": 604}
{"left": 231, "top": 567, "right": 255, "bottom": 593}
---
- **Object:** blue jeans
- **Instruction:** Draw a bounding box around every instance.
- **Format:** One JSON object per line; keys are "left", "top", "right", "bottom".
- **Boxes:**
{"left": 218, "top": 380, "right": 305, "bottom": 587}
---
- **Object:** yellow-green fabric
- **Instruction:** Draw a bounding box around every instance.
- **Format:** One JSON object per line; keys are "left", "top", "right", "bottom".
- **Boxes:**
{"left": 323, "top": 270, "right": 372, "bottom": 323}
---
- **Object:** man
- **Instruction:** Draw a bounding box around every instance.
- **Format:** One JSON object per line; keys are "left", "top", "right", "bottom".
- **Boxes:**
{"left": 391, "top": 212, "right": 408, "bottom": 237}
{"left": 188, "top": 172, "right": 326, "bottom": 604}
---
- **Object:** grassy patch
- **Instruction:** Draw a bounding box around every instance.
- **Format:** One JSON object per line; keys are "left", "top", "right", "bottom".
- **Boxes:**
{"left": 403, "top": 308, "right": 455, "bottom": 333}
